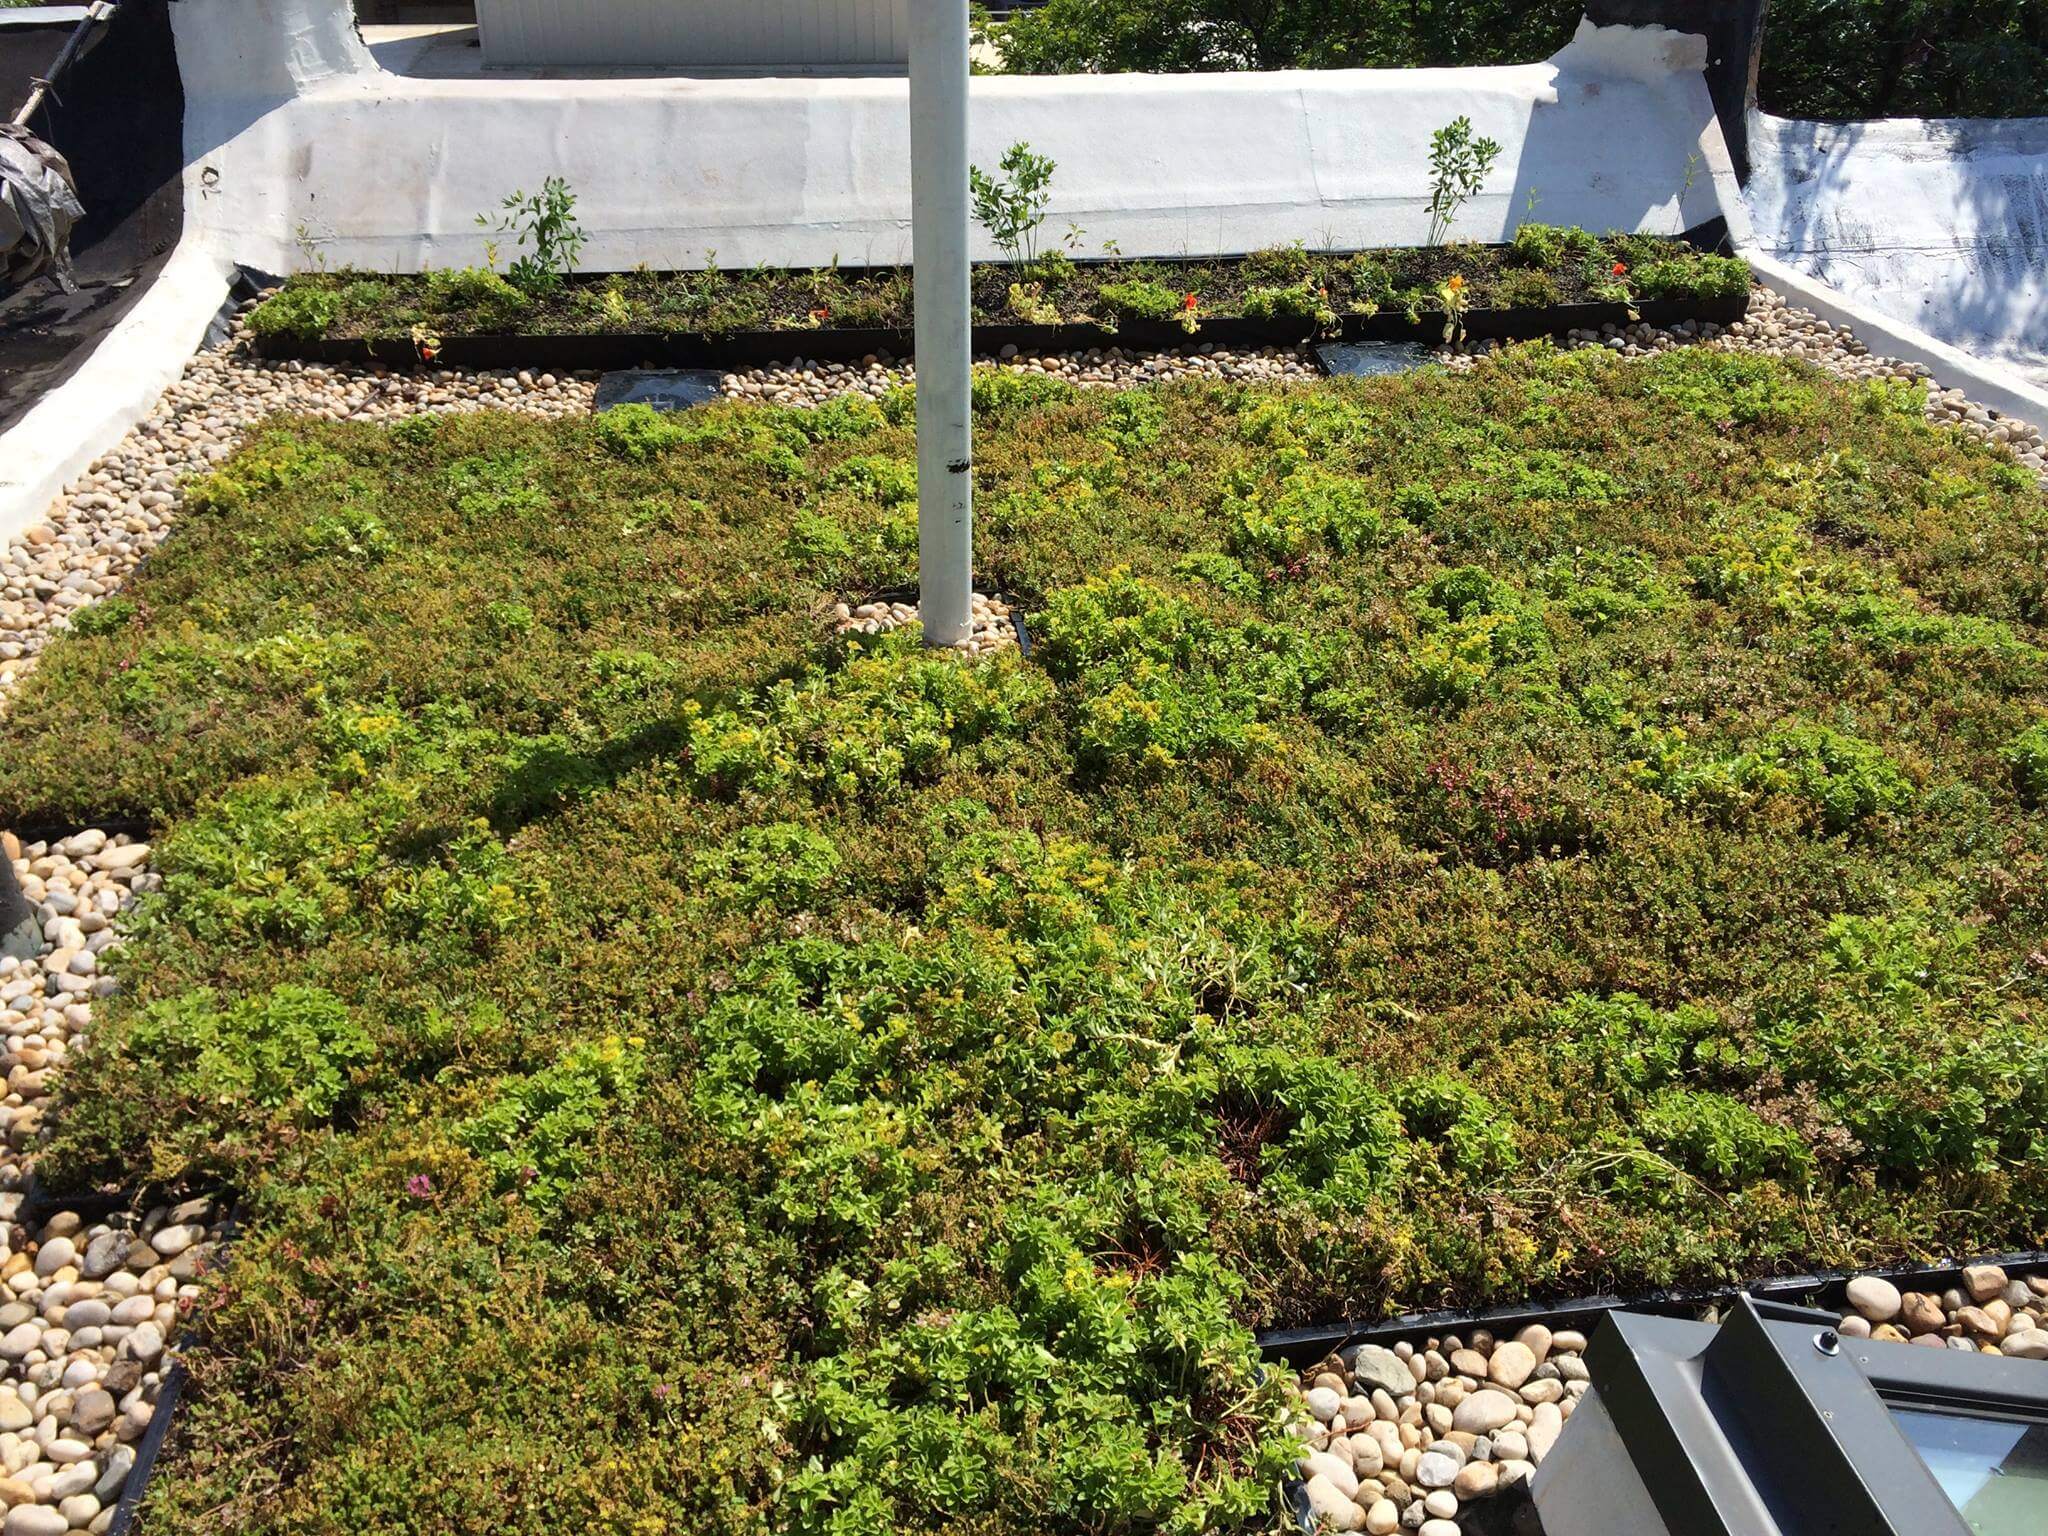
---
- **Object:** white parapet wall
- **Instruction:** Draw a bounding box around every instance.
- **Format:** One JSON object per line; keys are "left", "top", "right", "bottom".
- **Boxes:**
{"left": 171, "top": 2, "right": 1733, "bottom": 274}
{"left": 1745, "top": 111, "right": 2048, "bottom": 390}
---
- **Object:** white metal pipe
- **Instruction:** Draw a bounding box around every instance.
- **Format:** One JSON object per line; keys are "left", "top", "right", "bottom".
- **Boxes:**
{"left": 906, "top": 0, "right": 973, "bottom": 648}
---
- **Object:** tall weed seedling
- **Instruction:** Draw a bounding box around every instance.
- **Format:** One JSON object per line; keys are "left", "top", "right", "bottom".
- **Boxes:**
{"left": 1426, "top": 116, "right": 1502, "bottom": 248}
{"left": 479, "top": 177, "right": 588, "bottom": 296}
{"left": 971, "top": 142, "right": 1057, "bottom": 277}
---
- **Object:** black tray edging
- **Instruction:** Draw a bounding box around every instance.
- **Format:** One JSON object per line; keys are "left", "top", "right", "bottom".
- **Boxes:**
{"left": 94, "top": 1192, "right": 241, "bottom": 1536}
{"left": 1258, "top": 1248, "right": 2048, "bottom": 1363}
{"left": 253, "top": 296, "right": 1749, "bottom": 376}
{"left": 15, "top": 1169, "right": 138, "bottom": 1231}
{"left": 103, "top": 1360, "right": 183, "bottom": 1536}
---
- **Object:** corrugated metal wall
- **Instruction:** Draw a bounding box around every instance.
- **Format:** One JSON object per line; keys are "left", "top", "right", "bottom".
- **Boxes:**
{"left": 475, "top": 0, "right": 910, "bottom": 67}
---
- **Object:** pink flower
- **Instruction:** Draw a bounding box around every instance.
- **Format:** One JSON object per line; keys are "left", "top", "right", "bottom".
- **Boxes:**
{"left": 405, "top": 1173, "right": 434, "bottom": 1199}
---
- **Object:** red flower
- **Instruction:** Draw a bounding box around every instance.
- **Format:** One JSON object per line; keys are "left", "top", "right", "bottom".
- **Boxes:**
{"left": 1183, "top": 292, "right": 1198, "bottom": 310}
{"left": 1612, "top": 261, "right": 1628, "bottom": 276}
{"left": 810, "top": 306, "right": 831, "bottom": 321}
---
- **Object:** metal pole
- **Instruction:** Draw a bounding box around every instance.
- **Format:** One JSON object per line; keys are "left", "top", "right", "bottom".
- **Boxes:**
{"left": 907, "top": 0, "right": 973, "bottom": 648}
{"left": 10, "top": 0, "right": 118, "bottom": 130}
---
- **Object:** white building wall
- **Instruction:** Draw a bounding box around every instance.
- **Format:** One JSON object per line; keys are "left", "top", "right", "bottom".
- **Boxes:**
{"left": 170, "top": 1, "right": 1733, "bottom": 276}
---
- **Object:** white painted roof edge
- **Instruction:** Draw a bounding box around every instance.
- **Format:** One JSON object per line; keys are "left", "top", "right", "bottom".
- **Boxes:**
{"left": 0, "top": 239, "right": 234, "bottom": 548}
{"left": 1740, "top": 250, "right": 2048, "bottom": 433}
{"left": 0, "top": 7, "right": 88, "bottom": 26}
{"left": 1685, "top": 105, "right": 2048, "bottom": 433}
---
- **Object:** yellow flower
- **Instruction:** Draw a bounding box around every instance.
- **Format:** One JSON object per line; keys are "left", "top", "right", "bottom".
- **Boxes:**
{"left": 1446, "top": 274, "right": 1466, "bottom": 293}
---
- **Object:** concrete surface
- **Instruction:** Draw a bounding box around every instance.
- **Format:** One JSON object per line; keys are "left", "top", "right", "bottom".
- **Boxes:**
{"left": 475, "top": 0, "right": 910, "bottom": 69}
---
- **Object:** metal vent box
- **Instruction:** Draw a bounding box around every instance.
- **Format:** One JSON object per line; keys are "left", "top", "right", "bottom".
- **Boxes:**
{"left": 475, "top": 0, "right": 912, "bottom": 69}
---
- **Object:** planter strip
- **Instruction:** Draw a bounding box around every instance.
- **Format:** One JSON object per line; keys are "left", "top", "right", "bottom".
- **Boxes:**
{"left": 258, "top": 296, "right": 1748, "bottom": 375}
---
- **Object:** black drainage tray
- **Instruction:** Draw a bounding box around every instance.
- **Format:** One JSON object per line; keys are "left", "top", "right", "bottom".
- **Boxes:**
{"left": 1260, "top": 1249, "right": 2048, "bottom": 1364}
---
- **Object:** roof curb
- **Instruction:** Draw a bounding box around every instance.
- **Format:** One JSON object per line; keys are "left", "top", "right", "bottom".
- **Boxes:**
{"left": 0, "top": 239, "right": 233, "bottom": 548}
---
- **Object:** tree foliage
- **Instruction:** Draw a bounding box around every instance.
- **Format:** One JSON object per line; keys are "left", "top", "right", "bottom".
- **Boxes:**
{"left": 996, "top": 0, "right": 2048, "bottom": 120}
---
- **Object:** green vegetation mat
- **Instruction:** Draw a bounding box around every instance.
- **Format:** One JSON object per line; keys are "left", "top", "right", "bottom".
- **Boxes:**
{"left": 6, "top": 347, "right": 2048, "bottom": 1534}
{"left": 247, "top": 232, "right": 1748, "bottom": 346}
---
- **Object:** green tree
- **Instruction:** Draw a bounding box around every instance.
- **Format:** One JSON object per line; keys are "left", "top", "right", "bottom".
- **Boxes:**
{"left": 997, "top": 0, "right": 1579, "bottom": 74}
{"left": 994, "top": 0, "right": 2047, "bottom": 121}
{"left": 1760, "top": 0, "right": 2048, "bottom": 118}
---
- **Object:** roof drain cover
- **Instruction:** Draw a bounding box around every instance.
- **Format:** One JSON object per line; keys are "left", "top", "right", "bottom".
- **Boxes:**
{"left": 1313, "top": 341, "right": 1432, "bottom": 377}
{"left": 593, "top": 369, "right": 725, "bottom": 412}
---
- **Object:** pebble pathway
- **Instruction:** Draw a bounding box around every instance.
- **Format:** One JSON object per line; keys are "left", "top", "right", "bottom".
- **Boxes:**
{"left": 0, "top": 289, "right": 2041, "bottom": 1532}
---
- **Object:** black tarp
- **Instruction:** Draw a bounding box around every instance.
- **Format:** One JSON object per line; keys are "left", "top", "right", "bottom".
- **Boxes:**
{"left": 0, "top": 0, "right": 184, "bottom": 434}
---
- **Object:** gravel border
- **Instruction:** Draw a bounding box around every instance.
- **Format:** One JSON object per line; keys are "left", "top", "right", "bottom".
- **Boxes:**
{"left": 0, "top": 830, "right": 228, "bottom": 1536}
{"left": 833, "top": 591, "right": 1020, "bottom": 655}
{"left": 0, "top": 288, "right": 2041, "bottom": 1530}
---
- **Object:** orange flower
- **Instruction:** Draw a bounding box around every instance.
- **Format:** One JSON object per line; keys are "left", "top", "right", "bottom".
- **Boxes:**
{"left": 1446, "top": 274, "right": 1466, "bottom": 293}
{"left": 1183, "top": 291, "right": 1199, "bottom": 310}
{"left": 1612, "top": 261, "right": 1628, "bottom": 276}
{"left": 810, "top": 306, "right": 831, "bottom": 321}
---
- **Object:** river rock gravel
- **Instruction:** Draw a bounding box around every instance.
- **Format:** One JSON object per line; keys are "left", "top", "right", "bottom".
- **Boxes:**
{"left": 1836, "top": 1262, "right": 2048, "bottom": 1357}
{"left": 832, "top": 591, "right": 1019, "bottom": 656}
{"left": 1289, "top": 1325, "right": 1583, "bottom": 1532}
{"left": 0, "top": 831, "right": 229, "bottom": 1536}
